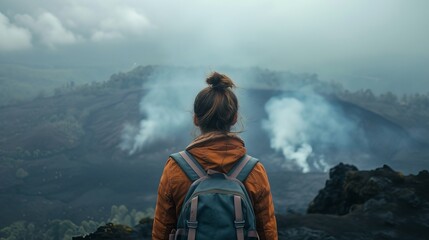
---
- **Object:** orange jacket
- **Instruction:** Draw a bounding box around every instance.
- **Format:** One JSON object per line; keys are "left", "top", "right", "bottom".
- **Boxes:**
{"left": 152, "top": 132, "right": 278, "bottom": 240}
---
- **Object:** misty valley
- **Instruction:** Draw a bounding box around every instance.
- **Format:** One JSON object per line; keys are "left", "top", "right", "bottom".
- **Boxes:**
{"left": 1, "top": 66, "right": 429, "bottom": 239}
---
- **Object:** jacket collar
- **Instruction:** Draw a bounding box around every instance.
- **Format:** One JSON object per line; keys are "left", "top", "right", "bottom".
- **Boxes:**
{"left": 185, "top": 131, "right": 246, "bottom": 172}
{"left": 186, "top": 131, "right": 245, "bottom": 150}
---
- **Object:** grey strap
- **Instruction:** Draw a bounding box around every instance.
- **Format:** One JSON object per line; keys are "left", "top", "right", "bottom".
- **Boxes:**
{"left": 174, "top": 229, "right": 186, "bottom": 239}
{"left": 229, "top": 155, "right": 251, "bottom": 178}
{"left": 169, "top": 229, "right": 176, "bottom": 240}
{"left": 248, "top": 230, "right": 260, "bottom": 239}
{"left": 234, "top": 195, "right": 245, "bottom": 240}
{"left": 187, "top": 196, "right": 199, "bottom": 240}
{"left": 179, "top": 151, "right": 206, "bottom": 178}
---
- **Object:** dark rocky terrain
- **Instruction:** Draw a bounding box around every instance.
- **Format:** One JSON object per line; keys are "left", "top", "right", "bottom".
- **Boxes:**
{"left": 279, "top": 163, "right": 429, "bottom": 240}
{"left": 0, "top": 66, "right": 428, "bottom": 239}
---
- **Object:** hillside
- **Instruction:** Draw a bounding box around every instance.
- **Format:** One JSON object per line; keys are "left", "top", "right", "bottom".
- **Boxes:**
{"left": 0, "top": 63, "right": 115, "bottom": 106}
{"left": 0, "top": 65, "right": 428, "bottom": 238}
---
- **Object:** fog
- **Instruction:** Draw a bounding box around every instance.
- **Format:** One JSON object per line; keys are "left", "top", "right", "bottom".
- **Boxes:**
{"left": 1, "top": 0, "right": 429, "bottom": 93}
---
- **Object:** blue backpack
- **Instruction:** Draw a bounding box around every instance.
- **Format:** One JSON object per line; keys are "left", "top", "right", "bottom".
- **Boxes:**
{"left": 169, "top": 151, "right": 260, "bottom": 240}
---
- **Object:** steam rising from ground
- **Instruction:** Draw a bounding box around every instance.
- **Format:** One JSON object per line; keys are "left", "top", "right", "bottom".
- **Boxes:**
{"left": 120, "top": 69, "right": 205, "bottom": 154}
{"left": 262, "top": 94, "right": 356, "bottom": 173}
{"left": 120, "top": 87, "right": 190, "bottom": 154}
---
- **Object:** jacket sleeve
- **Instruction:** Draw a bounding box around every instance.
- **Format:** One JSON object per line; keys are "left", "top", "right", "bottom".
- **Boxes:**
{"left": 152, "top": 159, "right": 177, "bottom": 240}
{"left": 245, "top": 162, "right": 278, "bottom": 240}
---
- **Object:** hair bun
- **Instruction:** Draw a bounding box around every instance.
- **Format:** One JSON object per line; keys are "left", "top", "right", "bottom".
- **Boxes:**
{"left": 206, "top": 72, "right": 235, "bottom": 90}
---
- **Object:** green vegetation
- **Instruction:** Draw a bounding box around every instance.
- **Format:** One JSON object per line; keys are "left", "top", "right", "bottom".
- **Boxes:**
{"left": 336, "top": 88, "right": 429, "bottom": 131}
{"left": 0, "top": 220, "right": 99, "bottom": 240}
{"left": 108, "top": 205, "right": 154, "bottom": 227}
{"left": 15, "top": 168, "right": 28, "bottom": 179}
{"left": 0, "top": 205, "right": 154, "bottom": 240}
{"left": 338, "top": 89, "right": 429, "bottom": 111}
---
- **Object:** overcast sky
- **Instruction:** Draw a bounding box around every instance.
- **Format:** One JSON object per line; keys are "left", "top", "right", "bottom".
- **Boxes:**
{"left": 1, "top": 0, "right": 428, "bottom": 93}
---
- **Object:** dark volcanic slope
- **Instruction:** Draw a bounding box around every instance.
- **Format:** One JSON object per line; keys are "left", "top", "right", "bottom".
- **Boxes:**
{"left": 0, "top": 87, "right": 161, "bottom": 226}
{"left": 0, "top": 66, "right": 428, "bottom": 229}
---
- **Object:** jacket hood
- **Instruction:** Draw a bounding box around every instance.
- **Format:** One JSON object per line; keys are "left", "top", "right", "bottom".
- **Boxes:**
{"left": 186, "top": 131, "right": 246, "bottom": 173}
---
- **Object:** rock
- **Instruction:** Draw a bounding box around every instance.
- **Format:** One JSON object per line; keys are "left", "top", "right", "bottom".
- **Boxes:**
{"left": 394, "top": 188, "right": 421, "bottom": 208}
{"left": 72, "top": 217, "right": 153, "bottom": 240}
{"left": 278, "top": 227, "right": 337, "bottom": 240}
{"left": 308, "top": 163, "right": 413, "bottom": 215}
{"left": 363, "top": 198, "right": 388, "bottom": 212}
{"left": 302, "top": 163, "right": 429, "bottom": 240}
{"left": 134, "top": 217, "right": 153, "bottom": 239}
{"left": 307, "top": 163, "right": 358, "bottom": 215}
{"left": 72, "top": 223, "right": 139, "bottom": 240}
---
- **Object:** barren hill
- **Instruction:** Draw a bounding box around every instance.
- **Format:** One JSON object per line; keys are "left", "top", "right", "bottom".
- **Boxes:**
{"left": 0, "top": 66, "right": 428, "bottom": 234}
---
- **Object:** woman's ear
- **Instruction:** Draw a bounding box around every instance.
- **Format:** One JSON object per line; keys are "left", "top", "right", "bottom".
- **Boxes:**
{"left": 232, "top": 113, "right": 238, "bottom": 125}
{"left": 193, "top": 115, "right": 199, "bottom": 126}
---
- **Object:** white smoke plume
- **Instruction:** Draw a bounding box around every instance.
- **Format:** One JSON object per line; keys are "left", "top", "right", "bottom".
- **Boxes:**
{"left": 120, "top": 68, "right": 205, "bottom": 154}
{"left": 262, "top": 93, "right": 354, "bottom": 173}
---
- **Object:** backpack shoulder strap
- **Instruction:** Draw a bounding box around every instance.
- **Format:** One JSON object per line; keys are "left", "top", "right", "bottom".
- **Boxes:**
{"left": 228, "top": 154, "right": 259, "bottom": 182}
{"left": 170, "top": 151, "right": 206, "bottom": 182}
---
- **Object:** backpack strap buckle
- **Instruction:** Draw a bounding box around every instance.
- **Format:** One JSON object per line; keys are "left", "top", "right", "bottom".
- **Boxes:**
{"left": 228, "top": 155, "right": 259, "bottom": 182}
{"left": 186, "top": 220, "right": 198, "bottom": 229}
{"left": 234, "top": 220, "right": 245, "bottom": 229}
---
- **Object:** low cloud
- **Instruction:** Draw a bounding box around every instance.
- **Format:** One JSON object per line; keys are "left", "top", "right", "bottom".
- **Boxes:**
{"left": 3, "top": 2, "right": 152, "bottom": 49}
{"left": 91, "top": 7, "right": 151, "bottom": 42}
{"left": 15, "top": 12, "right": 81, "bottom": 48}
{"left": 99, "top": 7, "right": 150, "bottom": 35}
{"left": 0, "top": 12, "right": 32, "bottom": 51}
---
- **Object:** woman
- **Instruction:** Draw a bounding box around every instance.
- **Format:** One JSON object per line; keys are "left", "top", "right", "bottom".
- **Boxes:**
{"left": 152, "top": 72, "right": 278, "bottom": 239}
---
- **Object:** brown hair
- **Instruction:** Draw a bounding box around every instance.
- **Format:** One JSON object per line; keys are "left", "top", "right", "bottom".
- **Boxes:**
{"left": 194, "top": 72, "right": 238, "bottom": 133}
